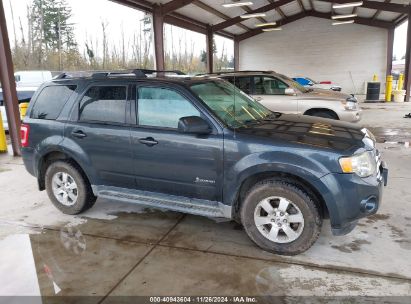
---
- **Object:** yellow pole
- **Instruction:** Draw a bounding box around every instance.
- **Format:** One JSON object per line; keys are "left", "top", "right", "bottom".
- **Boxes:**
{"left": 386, "top": 75, "right": 393, "bottom": 102}
{"left": 373, "top": 74, "right": 379, "bottom": 82}
{"left": 0, "top": 111, "right": 7, "bottom": 153}
{"left": 397, "top": 73, "right": 404, "bottom": 91}
{"left": 19, "top": 102, "right": 29, "bottom": 120}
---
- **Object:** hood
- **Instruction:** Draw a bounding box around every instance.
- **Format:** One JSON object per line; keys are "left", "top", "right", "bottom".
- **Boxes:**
{"left": 237, "top": 114, "right": 371, "bottom": 153}
{"left": 300, "top": 88, "right": 352, "bottom": 101}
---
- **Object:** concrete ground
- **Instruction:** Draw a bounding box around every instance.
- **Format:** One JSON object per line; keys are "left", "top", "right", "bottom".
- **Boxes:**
{"left": 0, "top": 104, "right": 410, "bottom": 302}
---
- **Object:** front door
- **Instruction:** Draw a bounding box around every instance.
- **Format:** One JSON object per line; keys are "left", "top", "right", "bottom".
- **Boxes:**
{"left": 129, "top": 85, "right": 223, "bottom": 202}
{"left": 65, "top": 84, "right": 135, "bottom": 188}
{"left": 251, "top": 76, "right": 299, "bottom": 114}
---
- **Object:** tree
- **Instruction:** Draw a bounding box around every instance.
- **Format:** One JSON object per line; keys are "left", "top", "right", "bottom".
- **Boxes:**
{"left": 28, "top": 0, "right": 77, "bottom": 69}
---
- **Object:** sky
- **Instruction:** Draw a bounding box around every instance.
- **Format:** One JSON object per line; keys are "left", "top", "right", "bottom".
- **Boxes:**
{"left": 3, "top": 0, "right": 408, "bottom": 61}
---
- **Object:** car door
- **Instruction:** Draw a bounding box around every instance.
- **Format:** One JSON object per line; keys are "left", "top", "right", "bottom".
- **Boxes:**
{"left": 251, "top": 76, "right": 299, "bottom": 114}
{"left": 129, "top": 84, "right": 224, "bottom": 202}
{"left": 65, "top": 83, "right": 135, "bottom": 188}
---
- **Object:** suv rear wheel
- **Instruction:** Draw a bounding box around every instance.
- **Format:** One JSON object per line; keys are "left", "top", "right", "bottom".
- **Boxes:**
{"left": 240, "top": 179, "right": 322, "bottom": 255}
{"left": 45, "top": 161, "right": 96, "bottom": 214}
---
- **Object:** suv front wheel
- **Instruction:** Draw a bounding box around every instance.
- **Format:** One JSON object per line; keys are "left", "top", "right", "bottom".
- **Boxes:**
{"left": 240, "top": 179, "right": 322, "bottom": 255}
{"left": 45, "top": 161, "right": 96, "bottom": 214}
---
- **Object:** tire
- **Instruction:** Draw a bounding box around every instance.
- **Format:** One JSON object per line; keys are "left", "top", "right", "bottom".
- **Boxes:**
{"left": 45, "top": 160, "right": 96, "bottom": 215}
{"left": 309, "top": 110, "right": 339, "bottom": 120}
{"left": 240, "top": 179, "right": 322, "bottom": 255}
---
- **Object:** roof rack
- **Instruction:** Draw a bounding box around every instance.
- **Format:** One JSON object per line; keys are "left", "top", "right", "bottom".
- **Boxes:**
{"left": 53, "top": 69, "right": 186, "bottom": 80}
{"left": 197, "top": 70, "right": 274, "bottom": 76}
{"left": 92, "top": 69, "right": 186, "bottom": 78}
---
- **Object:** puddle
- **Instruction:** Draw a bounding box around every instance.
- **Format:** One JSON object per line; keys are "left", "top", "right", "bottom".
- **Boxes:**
{"left": 0, "top": 223, "right": 152, "bottom": 297}
{"left": 368, "top": 127, "right": 411, "bottom": 144}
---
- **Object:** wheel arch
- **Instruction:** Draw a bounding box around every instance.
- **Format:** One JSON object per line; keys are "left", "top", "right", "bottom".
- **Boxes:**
{"left": 232, "top": 170, "right": 330, "bottom": 222}
{"left": 304, "top": 108, "right": 339, "bottom": 119}
{"left": 37, "top": 150, "right": 92, "bottom": 191}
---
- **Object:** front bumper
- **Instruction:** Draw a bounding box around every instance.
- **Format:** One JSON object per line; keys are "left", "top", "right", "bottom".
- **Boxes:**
{"left": 339, "top": 109, "right": 362, "bottom": 123}
{"left": 318, "top": 161, "right": 388, "bottom": 236}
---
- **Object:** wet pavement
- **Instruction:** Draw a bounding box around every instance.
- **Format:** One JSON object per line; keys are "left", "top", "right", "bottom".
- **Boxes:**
{"left": 1, "top": 105, "right": 411, "bottom": 301}
{"left": 0, "top": 142, "right": 411, "bottom": 301}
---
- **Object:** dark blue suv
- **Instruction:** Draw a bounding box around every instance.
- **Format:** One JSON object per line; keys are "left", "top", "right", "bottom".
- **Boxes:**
{"left": 20, "top": 70, "right": 388, "bottom": 255}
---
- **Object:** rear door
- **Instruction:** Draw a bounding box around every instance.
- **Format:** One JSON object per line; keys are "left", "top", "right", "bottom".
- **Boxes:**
{"left": 129, "top": 84, "right": 224, "bottom": 202}
{"left": 64, "top": 83, "right": 135, "bottom": 188}
{"left": 251, "top": 76, "right": 298, "bottom": 114}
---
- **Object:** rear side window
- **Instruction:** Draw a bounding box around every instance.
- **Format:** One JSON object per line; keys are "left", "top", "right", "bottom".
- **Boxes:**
{"left": 79, "top": 86, "right": 127, "bottom": 124}
{"left": 31, "top": 85, "right": 76, "bottom": 120}
{"left": 225, "top": 76, "right": 252, "bottom": 94}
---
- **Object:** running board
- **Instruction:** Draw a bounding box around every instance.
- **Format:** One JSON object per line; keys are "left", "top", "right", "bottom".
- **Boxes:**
{"left": 93, "top": 186, "right": 232, "bottom": 219}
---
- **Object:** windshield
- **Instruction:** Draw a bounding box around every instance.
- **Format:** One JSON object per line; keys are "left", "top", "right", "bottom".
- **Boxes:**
{"left": 277, "top": 73, "right": 311, "bottom": 93}
{"left": 190, "top": 80, "right": 273, "bottom": 128}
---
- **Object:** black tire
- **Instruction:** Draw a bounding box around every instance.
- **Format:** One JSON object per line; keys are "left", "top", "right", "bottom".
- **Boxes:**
{"left": 45, "top": 160, "right": 96, "bottom": 215}
{"left": 309, "top": 110, "right": 339, "bottom": 120}
{"left": 240, "top": 179, "right": 322, "bottom": 255}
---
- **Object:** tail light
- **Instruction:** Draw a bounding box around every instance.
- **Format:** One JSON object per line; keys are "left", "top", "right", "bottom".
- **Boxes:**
{"left": 20, "top": 124, "right": 30, "bottom": 147}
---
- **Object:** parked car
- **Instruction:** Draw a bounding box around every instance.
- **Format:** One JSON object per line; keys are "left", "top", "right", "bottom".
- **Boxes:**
{"left": 209, "top": 71, "right": 359, "bottom": 122}
{"left": 20, "top": 69, "right": 387, "bottom": 255}
{"left": 0, "top": 87, "right": 37, "bottom": 131}
{"left": 14, "top": 71, "right": 53, "bottom": 87}
{"left": 293, "top": 76, "right": 342, "bottom": 92}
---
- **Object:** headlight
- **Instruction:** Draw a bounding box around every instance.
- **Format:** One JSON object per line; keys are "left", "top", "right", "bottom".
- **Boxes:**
{"left": 344, "top": 101, "right": 357, "bottom": 110}
{"left": 339, "top": 151, "right": 376, "bottom": 177}
{"left": 342, "top": 96, "right": 358, "bottom": 110}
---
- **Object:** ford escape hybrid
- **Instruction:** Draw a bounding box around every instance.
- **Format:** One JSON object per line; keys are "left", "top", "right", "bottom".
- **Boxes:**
{"left": 21, "top": 69, "right": 388, "bottom": 255}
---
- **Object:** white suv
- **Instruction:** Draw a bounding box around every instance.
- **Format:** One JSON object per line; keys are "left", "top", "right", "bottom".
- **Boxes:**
{"left": 210, "top": 71, "right": 361, "bottom": 122}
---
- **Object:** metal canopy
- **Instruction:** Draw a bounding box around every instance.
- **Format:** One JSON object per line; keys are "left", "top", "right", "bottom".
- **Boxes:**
{"left": 112, "top": 0, "right": 409, "bottom": 40}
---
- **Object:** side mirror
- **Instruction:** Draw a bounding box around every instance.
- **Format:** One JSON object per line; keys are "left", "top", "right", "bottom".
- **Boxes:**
{"left": 285, "top": 88, "right": 297, "bottom": 96}
{"left": 254, "top": 96, "right": 263, "bottom": 102}
{"left": 178, "top": 116, "right": 211, "bottom": 135}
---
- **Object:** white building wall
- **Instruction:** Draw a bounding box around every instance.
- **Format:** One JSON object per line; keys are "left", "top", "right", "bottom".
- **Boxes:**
{"left": 239, "top": 17, "right": 388, "bottom": 95}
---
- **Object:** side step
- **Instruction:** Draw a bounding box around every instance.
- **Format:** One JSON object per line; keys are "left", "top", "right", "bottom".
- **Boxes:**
{"left": 93, "top": 186, "right": 232, "bottom": 219}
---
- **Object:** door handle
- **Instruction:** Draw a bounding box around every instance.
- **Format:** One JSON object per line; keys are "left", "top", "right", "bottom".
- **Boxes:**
{"left": 139, "top": 137, "right": 158, "bottom": 147}
{"left": 71, "top": 129, "right": 87, "bottom": 138}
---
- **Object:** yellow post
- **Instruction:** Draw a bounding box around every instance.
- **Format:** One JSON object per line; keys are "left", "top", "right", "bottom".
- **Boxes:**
{"left": 397, "top": 73, "right": 404, "bottom": 91}
{"left": 372, "top": 74, "right": 379, "bottom": 82}
{"left": 386, "top": 75, "right": 393, "bottom": 102}
{"left": 0, "top": 111, "right": 7, "bottom": 153}
{"left": 19, "top": 102, "right": 29, "bottom": 120}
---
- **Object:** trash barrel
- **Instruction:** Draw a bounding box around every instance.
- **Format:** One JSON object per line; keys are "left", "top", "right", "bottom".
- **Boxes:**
{"left": 366, "top": 82, "right": 381, "bottom": 102}
{"left": 19, "top": 102, "right": 29, "bottom": 120}
{"left": 393, "top": 90, "right": 406, "bottom": 103}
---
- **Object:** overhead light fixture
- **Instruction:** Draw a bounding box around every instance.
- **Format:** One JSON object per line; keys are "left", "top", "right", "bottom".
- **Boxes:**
{"left": 332, "top": 13, "right": 358, "bottom": 19}
{"left": 222, "top": 1, "right": 253, "bottom": 8}
{"left": 255, "top": 22, "right": 277, "bottom": 27}
{"left": 262, "top": 27, "right": 282, "bottom": 31}
{"left": 332, "top": 1, "right": 363, "bottom": 9}
{"left": 240, "top": 12, "right": 266, "bottom": 19}
{"left": 332, "top": 20, "right": 355, "bottom": 25}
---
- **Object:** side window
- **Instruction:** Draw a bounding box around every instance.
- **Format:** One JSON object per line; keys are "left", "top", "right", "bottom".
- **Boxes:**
{"left": 79, "top": 86, "right": 127, "bottom": 124}
{"left": 223, "top": 77, "right": 251, "bottom": 94}
{"left": 254, "top": 76, "right": 288, "bottom": 95}
{"left": 137, "top": 87, "right": 200, "bottom": 129}
{"left": 31, "top": 85, "right": 76, "bottom": 120}
{"left": 234, "top": 77, "right": 252, "bottom": 94}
